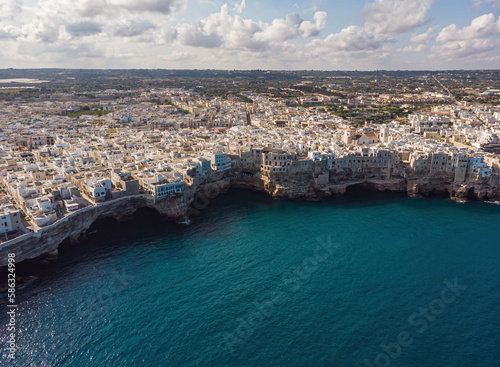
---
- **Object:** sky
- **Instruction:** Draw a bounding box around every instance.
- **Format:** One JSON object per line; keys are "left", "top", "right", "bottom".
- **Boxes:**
{"left": 0, "top": 0, "right": 499, "bottom": 70}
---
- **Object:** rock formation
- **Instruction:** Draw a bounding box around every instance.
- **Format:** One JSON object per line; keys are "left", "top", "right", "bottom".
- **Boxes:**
{"left": 1, "top": 170, "right": 499, "bottom": 267}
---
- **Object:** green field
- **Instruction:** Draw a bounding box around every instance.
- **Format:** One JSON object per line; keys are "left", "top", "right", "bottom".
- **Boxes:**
{"left": 67, "top": 109, "right": 111, "bottom": 118}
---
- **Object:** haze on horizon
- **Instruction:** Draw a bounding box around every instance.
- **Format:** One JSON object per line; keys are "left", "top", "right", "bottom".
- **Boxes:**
{"left": 0, "top": 0, "right": 499, "bottom": 70}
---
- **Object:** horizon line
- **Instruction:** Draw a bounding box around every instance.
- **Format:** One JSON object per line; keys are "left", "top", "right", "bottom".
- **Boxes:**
{"left": 1, "top": 68, "right": 500, "bottom": 72}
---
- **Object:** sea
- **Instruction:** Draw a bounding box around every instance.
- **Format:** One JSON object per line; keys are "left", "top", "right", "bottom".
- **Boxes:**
{"left": 1, "top": 188, "right": 499, "bottom": 366}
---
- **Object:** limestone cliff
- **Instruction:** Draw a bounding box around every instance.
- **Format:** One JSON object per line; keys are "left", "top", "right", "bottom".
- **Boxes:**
{"left": 1, "top": 170, "right": 499, "bottom": 267}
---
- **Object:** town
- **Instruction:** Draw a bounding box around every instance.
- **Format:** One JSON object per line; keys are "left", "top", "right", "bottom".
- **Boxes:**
{"left": 1, "top": 72, "right": 500, "bottom": 244}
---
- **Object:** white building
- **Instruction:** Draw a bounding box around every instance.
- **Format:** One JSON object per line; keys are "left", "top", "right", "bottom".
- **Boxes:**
{"left": 85, "top": 178, "right": 112, "bottom": 202}
{"left": 210, "top": 152, "right": 232, "bottom": 172}
{"left": 142, "top": 173, "right": 184, "bottom": 199}
{"left": 0, "top": 205, "right": 23, "bottom": 235}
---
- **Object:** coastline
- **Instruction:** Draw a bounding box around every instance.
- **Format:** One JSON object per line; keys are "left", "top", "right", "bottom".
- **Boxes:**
{"left": 1, "top": 170, "right": 499, "bottom": 269}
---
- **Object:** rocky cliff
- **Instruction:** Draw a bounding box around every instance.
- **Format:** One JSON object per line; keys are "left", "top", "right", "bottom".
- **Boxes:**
{"left": 1, "top": 171, "right": 499, "bottom": 267}
{"left": 0, "top": 195, "right": 189, "bottom": 267}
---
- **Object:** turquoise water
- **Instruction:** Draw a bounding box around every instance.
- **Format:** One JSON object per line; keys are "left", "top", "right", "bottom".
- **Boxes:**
{"left": 1, "top": 189, "right": 500, "bottom": 366}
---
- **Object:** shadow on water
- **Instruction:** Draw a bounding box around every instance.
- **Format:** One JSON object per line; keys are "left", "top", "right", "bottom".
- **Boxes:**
{"left": 0, "top": 207, "right": 180, "bottom": 287}
{"left": 0, "top": 186, "right": 454, "bottom": 290}
{"left": 332, "top": 184, "right": 408, "bottom": 206}
{"left": 58, "top": 207, "right": 181, "bottom": 256}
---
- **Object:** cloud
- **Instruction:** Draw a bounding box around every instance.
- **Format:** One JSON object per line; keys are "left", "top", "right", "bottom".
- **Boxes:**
{"left": 158, "top": 27, "right": 178, "bottom": 44}
{"left": 0, "top": 26, "right": 20, "bottom": 40}
{"left": 174, "top": 4, "right": 326, "bottom": 51}
{"left": 64, "top": 42, "right": 106, "bottom": 58}
{"left": 66, "top": 21, "right": 103, "bottom": 37}
{"left": 299, "top": 11, "right": 327, "bottom": 38}
{"left": 433, "top": 13, "right": 500, "bottom": 61}
{"left": 0, "top": 0, "right": 23, "bottom": 21}
{"left": 487, "top": 0, "right": 500, "bottom": 9}
{"left": 436, "top": 13, "right": 500, "bottom": 42}
{"left": 2, "top": 0, "right": 181, "bottom": 43}
{"left": 177, "top": 23, "right": 223, "bottom": 48}
{"left": 0, "top": 30, "right": 16, "bottom": 40}
{"left": 175, "top": 4, "right": 264, "bottom": 49}
{"left": 17, "top": 40, "right": 105, "bottom": 59}
{"left": 302, "top": 0, "right": 325, "bottom": 12}
{"left": 431, "top": 38, "right": 498, "bottom": 58}
{"left": 113, "top": 20, "right": 156, "bottom": 37}
{"left": 1, "top": 0, "right": 498, "bottom": 69}
{"left": 399, "top": 44, "right": 426, "bottom": 52}
{"left": 255, "top": 13, "right": 302, "bottom": 42}
{"left": 309, "top": 25, "right": 390, "bottom": 52}
{"left": 471, "top": 0, "right": 482, "bottom": 8}
{"left": 158, "top": 50, "right": 194, "bottom": 61}
{"left": 20, "top": 16, "right": 62, "bottom": 43}
{"left": 363, "top": 0, "right": 435, "bottom": 34}
{"left": 255, "top": 11, "right": 326, "bottom": 42}
{"left": 21, "top": 0, "right": 186, "bottom": 20}
{"left": 234, "top": 0, "right": 246, "bottom": 14}
{"left": 410, "top": 26, "right": 438, "bottom": 43}
{"left": 107, "top": 0, "right": 185, "bottom": 14}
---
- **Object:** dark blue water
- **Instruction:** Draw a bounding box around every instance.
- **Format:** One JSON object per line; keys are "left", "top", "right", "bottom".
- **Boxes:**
{"left": 1, "top": 189, "right": 500, "bottom": 366}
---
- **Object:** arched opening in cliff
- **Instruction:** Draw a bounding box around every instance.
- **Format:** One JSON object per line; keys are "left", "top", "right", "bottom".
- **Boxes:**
{"left": 57, "top": 207, "right": 170, "bottom": 257}
{"left": 3, "top": 207, "right": 182, "bottom": 285}
{"left": 467, "top": 187, "right": 479, "bottom": 201}
{"left": 427, "top": 188, "right": 450, "bottom": 198}
{"left": 343, "top": 183, "right": 406, "bottom": 204}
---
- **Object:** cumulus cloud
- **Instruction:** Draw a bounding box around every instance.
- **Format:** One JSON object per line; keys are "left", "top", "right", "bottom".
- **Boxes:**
{"left": 399, "top": 44, "right": 426, "bottom": 52}
{"left": 1, "top": 0, "right": 498, "bottom": 69}
{"left": 0, "top": 30, "right": 16, "bottom": 40}
{"left": 20, "top": 16, "right": 62, "bottom": 43}
{"left": 309, "top": 25, "right": 389, "bottom": 52}
{"left": 299, "top": 11, "right": 327, "bottom": 38}
{"left": 23, "top": 0, "right": 185, "bottom": 20}
{"left": 364, "top": 0, "right": 435, "bottom": 34}
{"left": 255, "top": 13, "right": 302, "bottom": 42}
{"left": 176, "top": 5, "right": 266, "bottom": 49}
{"left": 1, "top": 0, "right": 184, "bottom": 43}
{"left": 177, "top": 23, "right": 223, "bottom": 48}
{"left": 259, "top": 14, "right": 299, "bottom": 41}
{"left": 431, "top": 38, "right": 498, "bottom": 58}
{"left": 410, "top": 26, "right": 438, "bottom": 44}
{"left": 66, "top": 21, "right": 103, "bottom": 37}
{"left": 174, "top": 5, "right": 326, "bottom": 51}
{"left": 69, "top": 0, "right": 109, "bottom": 17}
{"left": 0, "top": 26, "right": 20, "bottom": 40}
{"left": 113, "top": 20, "right": 156, "bottom": 37}
{"left": 107, "top": 0, "right": 184, "bottom": 14}
{"left": 255, "top": 11, "right": 326, "bottom": 42}
{"left": 432, "top": 13, "right": 500, "bottom": 61}
{"left": 436, "top": 13, "right": 500, "bottom": 42}
{"left": 0, "top": 0, "right": 23, "bottom": 21}
{"left": 159, "top": 27, "right": 178, "bottom": 44}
